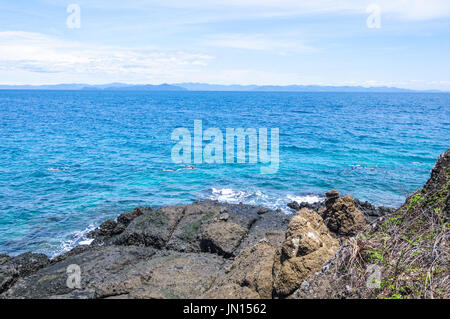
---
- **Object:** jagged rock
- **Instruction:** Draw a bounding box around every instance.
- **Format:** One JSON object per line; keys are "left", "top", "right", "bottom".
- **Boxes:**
{"left": 236, "top": 209, "right": 289, "bottom": 253}
{"left": 1, "top": 201, "right": 291, "bottom": 299}
{"left": 164, "top": 201, "right": 261, "bottom": 257}
{"left": 354, "top": 199, "right": 395, "bottom": 223}
{"left": 2, "top": 246, "right": 156, "bottom": 299}
{"left": 0, "top": 252, "right": 50, "bottom": 294}
{"left": 219, "top": 212, "right": 230, "bottom": 221}
{"left": 287, "top": 201, "right": 324, "bottom": 212}
{"left": 273, "top": 208, "right": 339, "bottom": 297}
{"left": 164, "top": 202, "right": 225, "bottom": 253}
{"left": 287, "top": 192, "right": 392, "bottom": 223}
{"left": 325, "top": 189, "right": 340, "bottom": 203}
{"left": 50, "top": 245, "right": 93, "bottom": 264}
{"left": 3, "top": 150, "right": 448, "bottom": 299}
{"left": 289, "top": 271, "right": 358, "bottom": 299}
{"left": 98, "top": 219, "right": 118, "bottom": 236}
{"left": 0, "top": 254, "right": 11, "bottom": 265}
{"left": 257, "top": 208, "right": 272, "bottom": 215}
{"left": 88, "top": 207, "right": 149, "bottom": 242}
{"left": 422, "top": 148, "right": 450, "bottom": 221}
{"left": 3, "top": 246, "right": 224, "bottom": 299}
{"left": 208, "top": 242, "right": 277, "bottom": 299}
{"left": 290, "top": 150, "right": 450, "bottom": 299}
{"left": 0, "top": 199, "right": 366, "bottom": 299}
{"left": 321, "top": 190, "right": 366, "bottom": 236}
{"left": 112, "top": 205, "right": 184, "bottom": 248}
{"left": 200, "top": 221, "right": 248, "bottom": 257}
{"left": 117, "top": 207, "right": 148, "bottom": 226}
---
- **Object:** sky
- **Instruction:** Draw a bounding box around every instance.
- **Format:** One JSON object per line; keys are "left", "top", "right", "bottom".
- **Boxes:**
{"left": 0, "top": 0, "right": 449, "bottom": 90}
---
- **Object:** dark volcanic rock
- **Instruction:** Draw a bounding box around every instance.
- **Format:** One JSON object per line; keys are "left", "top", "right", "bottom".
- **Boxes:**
{"left": 0, "top": 196, "right": 389, "bottom": 299}
{"left": 112, "top": 205, "right": 183, "bottom": 248}
{"left": 287, "top": 201, "right": 324, "bottom": 212}
{"left": 117, "top": 207, "right": 148, "bottom": 226}
{"left": 354, "top": 198, "right": 395, "bottom": 223}
{"left": 88, "top": 207, "right": 150, "bottom": 243}
{"left": 2, "top": 246, "right": 156, "bottom": 299}
{"left": 0, "top": 252, "right": 50, "bottom": 294}
{"left": 1, "top": 200, "right": 293, "bottom": 299}
{"left": 287, "top": 191, "right": 392, "bottom": 223}
{"left": 0, "top": 254, "right": 11, "bottom": 265}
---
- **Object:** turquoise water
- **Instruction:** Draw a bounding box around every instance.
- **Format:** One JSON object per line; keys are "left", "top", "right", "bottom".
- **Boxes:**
{"left": 0, "top": 90, "right": 448, "bottom": 256}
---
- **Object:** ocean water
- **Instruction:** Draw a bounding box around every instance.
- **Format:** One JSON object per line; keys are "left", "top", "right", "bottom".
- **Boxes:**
{"left": 0, "top": 90, "right": 448, "bottom": 256}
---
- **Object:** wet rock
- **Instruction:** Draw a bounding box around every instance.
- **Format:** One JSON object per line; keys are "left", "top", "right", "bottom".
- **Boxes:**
{"left": 50, "top": 245, "right": 93, "bottom": 264}
{"left": 321, "top": 191, "right": 366, "bottom": 236}
{"left": 88, "top": 207, "right": 150, "bottom": 242}
{"left": 1, "top": 200, "right": 292, "bottom": 299}
{"left": 273, "top": 208, "right": 339, "bottom": 297}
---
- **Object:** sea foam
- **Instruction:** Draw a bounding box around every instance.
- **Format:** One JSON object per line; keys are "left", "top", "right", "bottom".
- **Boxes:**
{"left": 208, "top": 187, "right": 323, "bottom": 213}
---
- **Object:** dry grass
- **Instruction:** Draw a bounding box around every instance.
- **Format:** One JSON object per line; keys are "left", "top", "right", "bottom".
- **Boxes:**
{"left": 333, "top": 166, "right": 449, "bottom": 299}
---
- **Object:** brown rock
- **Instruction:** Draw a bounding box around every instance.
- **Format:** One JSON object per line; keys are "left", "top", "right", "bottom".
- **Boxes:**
{"left": 212, "top": 242, "right": 276, "bottom": 299}
{"left": 126, "top": 252, "right": 225, "bottom": 299}
{"left": 201, "top": 284, "right": 260, "bottom": 299}
{"left": 200, "top": 221, "right": 248, "bottom": 257}
{"left": 322, "top": 192, "right": 366, "bottom": 236}
{"left": 325, "top": 189, "right": 340, "bottom": 206}
{"left": 273, "top": 208, "right": 339, "bottom": 297}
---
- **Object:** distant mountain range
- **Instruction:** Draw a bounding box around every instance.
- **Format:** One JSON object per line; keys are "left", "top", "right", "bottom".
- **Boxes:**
{"left": 0, "top": 83, "right": 444, "bottom": 93}
{"left": 0, "top": 83, "right": 187, "bottom": 91}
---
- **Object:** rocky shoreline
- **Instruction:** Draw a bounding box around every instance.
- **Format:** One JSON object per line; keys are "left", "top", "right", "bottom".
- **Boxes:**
{"left": 1, "top": 149, "right": 448, "bottom": 299}
{"left": 0, "top": 190, "right": 389, "bottom": 299}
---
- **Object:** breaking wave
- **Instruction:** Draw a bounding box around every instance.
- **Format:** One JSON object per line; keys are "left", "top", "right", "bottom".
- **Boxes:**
{"left": 207, "top": 187, "right": 324, "bottom": 213}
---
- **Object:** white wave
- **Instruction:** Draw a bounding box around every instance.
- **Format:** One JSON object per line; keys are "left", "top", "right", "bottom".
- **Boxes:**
{"left": 286, "top": 194, "right": 323, "bottom": 204}
{"left": 56, "top": 224, "right": 96, "bottom": 257}
{"left": 208, "top": 188, "right": 323, "bottom": 213}
{"left": 79, "top": 238, "right": 94, "bottom": 246}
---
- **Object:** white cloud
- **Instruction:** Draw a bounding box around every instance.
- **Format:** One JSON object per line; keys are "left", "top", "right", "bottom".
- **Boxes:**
{"left": 152, "top": 0, "right": 450, "bottom": 20}
{"left": 202, "top": 34, "right": 316, "bottom": 54}
{"left": 0, "top": 31, "right": 214, "bottom": 81}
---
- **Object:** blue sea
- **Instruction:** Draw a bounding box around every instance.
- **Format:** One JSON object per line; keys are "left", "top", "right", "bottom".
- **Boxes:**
{"left": 0, "top": 90, "right": 448, "bottom": 257}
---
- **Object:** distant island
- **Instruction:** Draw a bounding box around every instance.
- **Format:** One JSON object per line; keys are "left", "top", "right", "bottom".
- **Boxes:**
{"left": 0, "top": 83, "right": 445, "bottom": 93}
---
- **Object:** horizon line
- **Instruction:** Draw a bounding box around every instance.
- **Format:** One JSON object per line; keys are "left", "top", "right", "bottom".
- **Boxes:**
{"left": 0, "top": 82, "right": 448, "bottom": 93}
